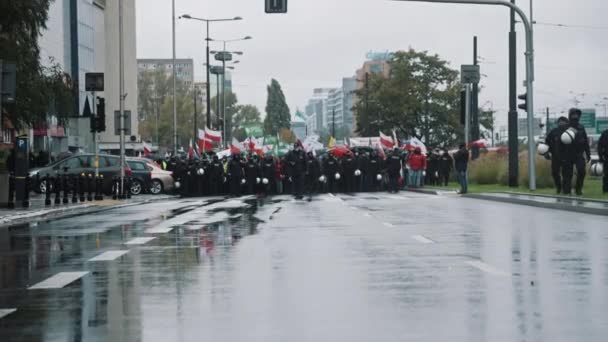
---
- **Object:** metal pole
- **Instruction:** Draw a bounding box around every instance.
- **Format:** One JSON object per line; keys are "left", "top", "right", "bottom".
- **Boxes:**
{"left": 465, "top": 84, "right": 471, "bottom": 146}
{"left": 508, "top": 0, "right": 518, "bottom": 187}
{"left": 471, "top": 36, "right": 480, "bottom": 159}
{"left": 119, "top": 0, "right": 126, "bottom": 195}
{"left": 172, "top": 0, "right": 178, "bottom": 152}
{"left": 206, "top": 22, "right": 211, "bottom": 130}
{"left": 216, "top": 74, "right": 220, "bottom": 129}
{"left": 92, "top": 92, "right": 98, "bottom": 177}
{"left": 193, "top": 86, "right": 197, "bottom": 144}
{"left": 222, "top": 42, "right": 226, "bottom": 148}
{"left": 0, "top": 59, "right": 3, "bottom": 133}
{"left": 365, "top": 72, "right": 369, "bottom": 135}
{"left": 546, "top": 107, "right": 549, "bottom": 136}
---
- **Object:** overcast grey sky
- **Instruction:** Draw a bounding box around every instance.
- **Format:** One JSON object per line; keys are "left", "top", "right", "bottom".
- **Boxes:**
{"left": 136, "top": 0, "right": 608, "bottom": 128}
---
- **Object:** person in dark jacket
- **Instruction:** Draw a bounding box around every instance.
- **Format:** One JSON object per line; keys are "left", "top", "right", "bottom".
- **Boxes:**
{"left": 305, "top": 152, "right": 321, "bottom": 197}
{"left": 341, "top": 153, "right": 355, "bottom": 193}
{"left": 367, "top": 151, "right": 381, "bottom": 192}
{"left": 208, "top": 155, "right": 223, "bottom": 195}
{"left": 261, "top": 154, "right": 276, "bottom": 196}
{"left": 324, "top": 152, "right": 340, "bottom": 193}
{"left": 286, "top": 144, "right": 306, "bottom": 199}
{"left": 438, "top": 149, "right": 453, "bottom": 186}
{"left": 228, "top": 154, "right": 243, "bottom": 197}
{"left": 561, "top": 108, "right": 592, "bottom": 195}
{"left": 426, "top": 150, "right": 440, "bottom": 186}
{"left": 244, "top": 155, "right": 260, "bottom": 195}
{"left": 386, "top": 147, "right": 402, "bottom": 193}
{"left": 545, "top": 116, "right": 569, "bottom": 193}
{"left": 598, "top": 128, "right": 608, "bottom": 193}
{"left": 453, "top": 143, "right": 469, "bottom": 194}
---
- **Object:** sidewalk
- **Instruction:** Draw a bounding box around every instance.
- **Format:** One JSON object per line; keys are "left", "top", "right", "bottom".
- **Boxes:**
{"left": 0, "top": 194, "right": 176, "bottom": 227}
{"left": 465, "top": 192, "right": 608, "bottom": 216}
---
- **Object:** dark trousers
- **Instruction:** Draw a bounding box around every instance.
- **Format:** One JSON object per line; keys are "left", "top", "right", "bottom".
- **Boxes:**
{"left": 439, "top": 170, "right": 450, "bottom": 186}
{"left": 551, "top": 159, "right": 562, "bottom": 193}
{"left": 388, "top": 173, "right": 399, "bottom": 193}
{"left": 294, "top": 174, "right": 304, "bottom": 197}
{"left": 305, "top": 176, "right": 317, "bottom": 195}
{"left": 230, "top": 179, "right": 240, "bottom": 196}
{"left": 562, "top": 157, "right": 586, "bottom": 194}
{"left": 603, "top": 173, "right": 608, "bottom": 193}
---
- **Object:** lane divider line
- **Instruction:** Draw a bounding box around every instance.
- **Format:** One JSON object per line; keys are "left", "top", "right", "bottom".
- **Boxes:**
{"left": 125, "top": 237, "right": 156, "bottom": 245}
{"left": 466, "top": 260, "right": 511, "bottom": 277}
{"left": 28, "top": 272, "right": 89, "bottom": 290}
{"left": 382, "top": 222, "right": 394, "bottom": 227}
{"left": 0, "top": 308, "right": 16, "bottom": 319}
{"left": 411, "top": 235, "right": 435, "bottom": 244}
{"left": 88, "top": 250, "right": 129, "bottom": 262}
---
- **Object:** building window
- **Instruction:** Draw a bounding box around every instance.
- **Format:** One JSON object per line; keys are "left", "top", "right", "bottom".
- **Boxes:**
{"left": 3, "top": 129, "right": 12, "bottom": 143}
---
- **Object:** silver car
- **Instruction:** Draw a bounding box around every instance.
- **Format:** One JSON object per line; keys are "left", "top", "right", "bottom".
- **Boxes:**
{"left": 130, "top": 157, "right": 174, "bottom": 194}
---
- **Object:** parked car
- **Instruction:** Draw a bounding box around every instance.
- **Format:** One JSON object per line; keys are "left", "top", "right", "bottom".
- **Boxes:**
{"left": 126, "top": 158, "right": 152, "bottom": 195}
{"left": 128, "top": 157, "right": 174, "bottom": 194}
{"left": 29, "top": 154, "right": 132, "bottom": 194}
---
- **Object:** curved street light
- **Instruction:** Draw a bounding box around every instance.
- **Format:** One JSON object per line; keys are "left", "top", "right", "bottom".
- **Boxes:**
{"left": 179, "top": 14, "right": 243, "bottom": 133}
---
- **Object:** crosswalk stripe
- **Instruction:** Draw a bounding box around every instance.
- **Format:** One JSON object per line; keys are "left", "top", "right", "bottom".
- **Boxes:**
{"left": 466, "top": 260, "right": 511, "bottom": 277}
{"left": 125, "top": 237, "right": 156, "bottom": 245}
{"left": 28, "top": 272, "right": 89, "bottom": 290}
{"left": 412, "top": 235, "right": 435, "bottom": 244}
{"left": 88, "top": 250, "right": 129, "bottom": 262}
{"left": 145, "top": 227, "right": 174, "bottom": 234}
{"left": 0, "top": 308, "right": 16, "bottom": 319}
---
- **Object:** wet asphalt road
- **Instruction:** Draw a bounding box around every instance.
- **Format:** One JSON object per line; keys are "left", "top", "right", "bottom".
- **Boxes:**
{"left": 0, "top": 192, "right": 607, "bottom": 341}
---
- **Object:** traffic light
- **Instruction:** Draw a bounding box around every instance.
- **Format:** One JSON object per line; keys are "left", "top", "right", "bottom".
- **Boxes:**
{"left": 96, "top": 97, "right": 106, "bottom": 132}
{"left": 518, "top": 93, "right": 528, "bottom": 111}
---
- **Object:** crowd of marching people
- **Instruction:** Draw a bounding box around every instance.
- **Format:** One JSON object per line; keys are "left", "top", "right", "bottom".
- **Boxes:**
{"left": 160, "top": 143, "right": 462, "bottom": 199}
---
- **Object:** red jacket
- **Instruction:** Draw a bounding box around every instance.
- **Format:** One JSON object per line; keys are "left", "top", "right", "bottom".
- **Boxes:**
{"left": 408, "top": 153, "right": 427, "bottom": 171}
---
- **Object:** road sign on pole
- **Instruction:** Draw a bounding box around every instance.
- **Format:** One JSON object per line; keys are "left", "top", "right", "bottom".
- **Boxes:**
{"left": 460, "top": 64, "right": 480, "bottom": 84}
{"left": 214, "top": 52, "right": 233, "bottom": 62}
{"left": 265, "top": 0, "right": 287, "bottom": 13}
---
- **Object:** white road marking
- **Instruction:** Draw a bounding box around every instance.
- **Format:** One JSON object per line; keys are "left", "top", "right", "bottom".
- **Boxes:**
{"left": 466, "top": 260, "right": 511, "bottom": 277}
{"left": 145, "top": 227, "right": 174, "bottom": 234}
{"left": 125, "top": 237, "right": 156, "bottom": 245}
{"left": 412, "top": 235, "right": 435, "bottom": 244}
{"left": 328, "top": 193, "right": 335, "bottom": 197}
{"left": 382, "top": 222, "right": 394, "bottom": 227}
{"left": 88, "top": 250, "right": 129, "bottom": 262}
{"left": 363, "top": 212, "right": 372, "bottom": 217}
{"left": 0, "top": 308, "right": 16, "bottom": 319}
{"left": 29, "top": 272, "right": 89, "bottom": 289}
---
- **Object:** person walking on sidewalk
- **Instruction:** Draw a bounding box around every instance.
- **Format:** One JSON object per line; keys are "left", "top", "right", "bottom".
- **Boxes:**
{"left": 454, "top": 143, "right": 469, "bottom": 194}
{"left": 408, "top": 147, "right": 427, "bottom": 188}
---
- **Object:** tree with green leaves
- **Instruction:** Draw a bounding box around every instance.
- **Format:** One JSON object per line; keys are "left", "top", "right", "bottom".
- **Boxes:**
{"left": 355, "top": 49, "right": 462, "bottom": 147}
{"left": 0, "top": 1, "right": 74, "bottom": 128}
{"left": 264, "top": 79, "right": 290, "bottom": 135}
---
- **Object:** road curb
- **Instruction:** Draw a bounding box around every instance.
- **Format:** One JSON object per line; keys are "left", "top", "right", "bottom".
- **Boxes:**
{"left": 0, "top": 195, "right": 177, "bottom": 228}
{"left": 403, "top": 187, "right": 458, "bottom": 196}
{"left": 466, "top": 193, "right": 608, "bottom": 216}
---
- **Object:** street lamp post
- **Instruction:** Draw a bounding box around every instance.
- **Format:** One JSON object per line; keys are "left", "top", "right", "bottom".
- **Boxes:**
{"left": 392, "top": 0, "right": 537, "bottom": 190}
{"left": 210, "top": 36, "right": 251, "bottom": 146}
{"left": 179, "top": 14, "right": 243, "bottom": 131}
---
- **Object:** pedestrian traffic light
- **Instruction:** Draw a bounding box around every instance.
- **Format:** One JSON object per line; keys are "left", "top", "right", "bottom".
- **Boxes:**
{"left": 518, "top": 93, "right": 528, "bottom": 111}
{"left": 96, "top": 97, "right": 106, "bottom": 132}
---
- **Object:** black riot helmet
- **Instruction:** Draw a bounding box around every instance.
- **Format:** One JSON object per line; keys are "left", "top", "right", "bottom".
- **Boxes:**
{"left": 568, "top": 108, "right": 582, "bottom": 125}
{"left": 557, "top": 116, "right": 569, "bottom": 129}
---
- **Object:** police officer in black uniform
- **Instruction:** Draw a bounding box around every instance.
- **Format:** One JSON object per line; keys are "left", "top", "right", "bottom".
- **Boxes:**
{"left": 261, "top": 154, "right": 276, "bottom": 195}
{"left": 228, "top": 154, "right": 243, "bottom": 197}
{"left": 305, "top": 151, "right": 321, "bottom": 197}
{"left": 387, "top": 147, "right": 402, "bottom": 193}
{"left": 341, "top": 153, "right": 354, "bottom": 193}
{"left": 545, "top": 116, "right": 569, "bottom": 194}
{"left": 245, "top": 155, "right": 260, "bottom": 195}
{"left": 367, "top": 151, "right": 381, "bottom": 191}
{"left": 598, "top": 128, "right": 608, "bottom": 193}
{"left": 208, "top": 154, "right": 223, "bottom": 195}
{"left": 562, "top": 108, "right": 591, "bottom": 195}
{"left": 324, "top": 152, "right": 339, "bottom": 193}
{"left": 286, "top": 144, "right": 306, "bottom": 199}
{"left": 438, "top": 149, "right": 453, "bottom": 187}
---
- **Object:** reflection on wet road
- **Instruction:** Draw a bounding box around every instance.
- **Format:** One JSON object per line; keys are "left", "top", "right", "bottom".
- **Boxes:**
{"left": 1, "top": 193, "right": 607, "bottom": 341}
